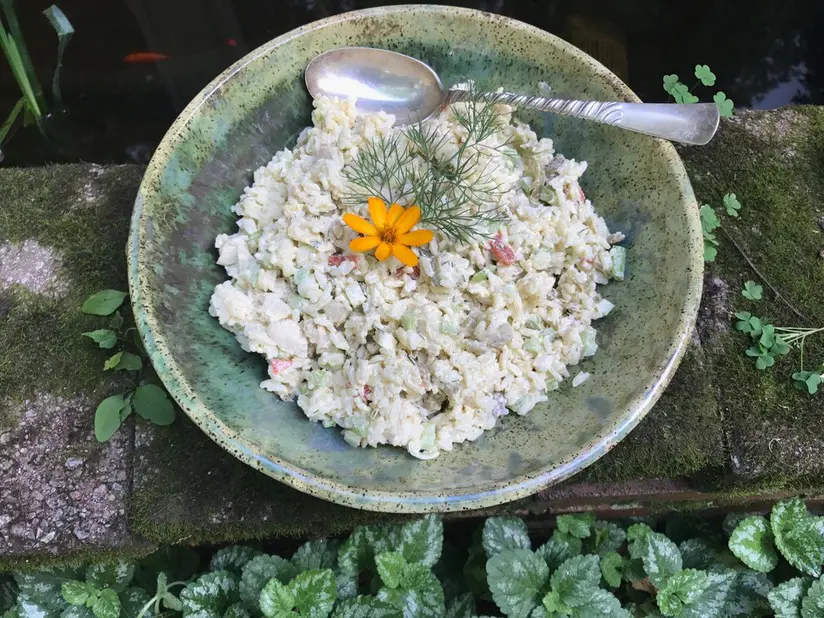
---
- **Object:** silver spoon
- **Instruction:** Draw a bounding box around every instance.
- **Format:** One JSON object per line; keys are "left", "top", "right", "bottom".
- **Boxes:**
{"left": 305, "top": 47, "right": 720, "bottom": 146}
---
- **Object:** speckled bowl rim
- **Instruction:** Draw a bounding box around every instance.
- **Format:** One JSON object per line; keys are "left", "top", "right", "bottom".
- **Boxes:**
{"left": 128, "top": 4, "right": 704, "bottom": 513}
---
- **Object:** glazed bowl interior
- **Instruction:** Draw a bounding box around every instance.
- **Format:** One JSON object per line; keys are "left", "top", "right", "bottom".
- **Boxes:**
{"left": 128, "top": 5, "right": 702, "bottom": 512}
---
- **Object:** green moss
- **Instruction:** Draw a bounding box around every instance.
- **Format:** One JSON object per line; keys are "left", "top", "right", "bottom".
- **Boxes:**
{"left": 0, "top": 543, "right": 154, "bottom": 574}
{"left": 131, "top": 416, "right": 408, "bottom": 545}
{"left": 582, "top": 343, "right": 725, "bottom": 483}
{"left": 680, "top": 106, "right": 824, "bottom": 485}
{"left": 0, "top": 165, "right": 144, "bottom": 424}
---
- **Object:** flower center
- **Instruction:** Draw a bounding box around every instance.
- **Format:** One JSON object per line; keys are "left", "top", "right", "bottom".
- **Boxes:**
{"left": 380, "top": 227, "right": 397, "bottom": 244}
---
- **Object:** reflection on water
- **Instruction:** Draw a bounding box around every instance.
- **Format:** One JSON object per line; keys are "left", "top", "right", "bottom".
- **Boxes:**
{"left": 0, "top": 0, "right": 821, "bottom": 165}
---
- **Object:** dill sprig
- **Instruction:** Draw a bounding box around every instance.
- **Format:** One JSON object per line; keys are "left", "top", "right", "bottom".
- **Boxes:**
{"left": 343, "top": 92, "right": 512, "bottom": 243}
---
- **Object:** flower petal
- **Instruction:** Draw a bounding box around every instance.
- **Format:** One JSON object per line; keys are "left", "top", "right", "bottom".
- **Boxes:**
{"left": 391, "top": 243, "right": 419, "bottom": 267}
{"left": 374, "top": 241, "right": 391, "bottom": 261}
{"left": 349, "top": 236, "right": 381, "bottom": 252}
{"left": 387, "top": 203, "right": 404, "bottom": 226}
{"left": 343, "top": 213, "right": 378, "bottom": 236}
{"left": 395, "top": 205, "right": 421, "bottom": 234}
{"left": 368, "top": 197, "right": 387, "bottom": 230}
{"left": 397, "top": 229, "right": 433, "bottom": 247}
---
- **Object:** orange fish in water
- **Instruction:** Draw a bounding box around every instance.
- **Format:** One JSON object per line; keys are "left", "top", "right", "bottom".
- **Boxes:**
{"left": 123, "top": 52, "right": 170, "bottom": 63}
{"left": 226, "top": 38, "right": 237, "bottom": 47}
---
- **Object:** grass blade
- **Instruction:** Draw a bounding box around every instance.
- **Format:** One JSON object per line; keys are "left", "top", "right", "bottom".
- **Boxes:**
{"left": 0, "top": 30, "right": 43, "bottom": 120}
{"left": 0, "top": 0, "right": 47, "bottom": 112}
{"left": 0, "top": 96, "right": 24, "bottom": 145}
{"left": 42, "top": 5, "right": 73, "bottom": 106}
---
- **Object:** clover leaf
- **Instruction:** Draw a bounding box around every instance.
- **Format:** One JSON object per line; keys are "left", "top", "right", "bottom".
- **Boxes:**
{"left": 714, "top": 92, "right": 734, "bottom": 117}
{"left": 673, "top": 83, "right": 699, "bottom": 104}
{"left": 724, "top": 193, "right": 742, "bottom": 217}
{"left": 695, "top": 64, "right": 717, "bottom": 87}
{"left": 663, "top": 74, "right": 681, "bottom": 95}
{"left": 742, "top": 281, "right": 763, "bottom": 301}
{"left": 793, "top": 371, "right": 822, "bottom": 395}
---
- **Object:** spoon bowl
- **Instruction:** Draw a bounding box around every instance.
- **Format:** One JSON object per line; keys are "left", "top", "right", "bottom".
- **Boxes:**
{"left": 306, "top": 47, "right": 444, "bottom": 125}
{"left": 305, "top": 46, "right": 720, "bottom": 145}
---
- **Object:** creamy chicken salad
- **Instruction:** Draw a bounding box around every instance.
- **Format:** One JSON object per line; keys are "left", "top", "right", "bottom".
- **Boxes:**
{"left": 209, "top": 95, "right": 625, "bottom": 459}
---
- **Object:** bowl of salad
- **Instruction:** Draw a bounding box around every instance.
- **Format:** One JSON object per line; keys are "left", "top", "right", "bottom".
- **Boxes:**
{"left": 128, "top": 5, "right": 702, "bottom": 512}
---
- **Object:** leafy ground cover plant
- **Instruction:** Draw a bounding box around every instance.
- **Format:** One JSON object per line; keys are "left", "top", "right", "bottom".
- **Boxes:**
{"left": 662, "top": 64, "right": 734, "bottom": 117}
{"left": 4, "top": 498, "right": 824, "bottom": 617}
{"left": 734, "top": 287, "right": 824, "bottom": 393}
{"left": 79, "top": 289, "right": 175, "bottom": 441}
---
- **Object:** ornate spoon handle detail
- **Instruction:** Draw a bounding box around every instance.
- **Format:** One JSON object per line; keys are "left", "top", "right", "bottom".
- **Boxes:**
{"left": 445, "top": 89, "right": 720, "bottom": 146}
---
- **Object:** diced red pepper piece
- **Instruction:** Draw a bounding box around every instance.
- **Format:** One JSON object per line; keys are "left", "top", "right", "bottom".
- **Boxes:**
{"left": 269, "top": 358, "right": 292, "bottom": 375}
{"left": 328, "top": 255, "right": 359, "bottom": 267}
{"left": 490, "top": 232, "right": 516, "bottom": 266}
{"left": 362, "top": 385, "right": 373, "bottom": 403}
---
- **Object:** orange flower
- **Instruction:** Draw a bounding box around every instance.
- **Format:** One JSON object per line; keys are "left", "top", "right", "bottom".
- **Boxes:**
{"left": 342, "top": 197, "right": 433, "bottom": 267}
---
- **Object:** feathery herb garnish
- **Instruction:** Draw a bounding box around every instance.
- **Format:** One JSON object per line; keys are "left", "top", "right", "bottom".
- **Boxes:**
{"left": 344, "top": 93, "right": 511, "bottom": 243}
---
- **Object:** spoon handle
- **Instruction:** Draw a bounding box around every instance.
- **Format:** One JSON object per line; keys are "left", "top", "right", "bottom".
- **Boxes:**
{"left": 444, "top": 89, "right": 720, "bottom": 146}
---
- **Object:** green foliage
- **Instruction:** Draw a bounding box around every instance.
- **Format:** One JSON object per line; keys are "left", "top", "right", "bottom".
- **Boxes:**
{"left": 660, "top": 63, "right": 732, "bottom": 116}
{"left": 9, "top": 498, "right": 824, "bottom": 617}
{"left": 79, "top": 290, "right": 176, "bottom": 441}
{"left": 487, "top": 549, "right": 548, "bottom": 618}
{"left": 700, "top": 204, "right": 721, "bottom": 262}
{"left": 714, "top": 92, "right": 735, "bottom": 117}
{"left": 344, "top": 93, "right": 510, "bottom": 242}
{"left": 724, "top": 193, "right": 742, "bottom": 217}
{"left": 694, "top": 65, "right": 717, "bottom": 87}
{"left": 793, "top": 371, "right": 822, "bottom": 395}
{"left": 81, "top": 290, "right": 128, "bottom": 316}
{"left": 734, "top": 308, "right": 824, "bottom": 391}
{"left": 483, "top": 518, "right": 532, "bottom": 557}
{"left": 555, "top": 514, "right": 595, "bottom": 540}
{"left": 771, "top": 498, "right": 824, "bottom": 577}
{"left": 742, "top": 280, "right": 763, "bottom": 301}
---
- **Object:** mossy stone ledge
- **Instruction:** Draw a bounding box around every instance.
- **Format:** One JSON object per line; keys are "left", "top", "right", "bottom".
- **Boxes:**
{"left": 1, "top": 106, "right": 823, "bottom": 565}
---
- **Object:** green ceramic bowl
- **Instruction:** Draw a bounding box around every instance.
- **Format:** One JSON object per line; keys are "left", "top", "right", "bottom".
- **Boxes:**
{"left": 128, "top": 5, "right": 703, "bottom": 513}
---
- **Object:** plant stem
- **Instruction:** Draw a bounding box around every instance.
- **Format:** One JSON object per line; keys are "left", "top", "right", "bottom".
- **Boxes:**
{"left": 135, "top": 596, "right": 158, "bottom": 618}
{"left": 0, "top": 96, "right": 23, "bottom": 145}
{"left": 719, "top": 226, "right": 811, "bottom": 323}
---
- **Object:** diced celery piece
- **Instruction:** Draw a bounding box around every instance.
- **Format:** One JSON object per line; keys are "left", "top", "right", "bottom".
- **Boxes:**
{"left": 286, "top": 294, "right": 304, "bottom": 310}
{"left": 520, "top": 177, "right": 533, "bottom": 193}
{"left": 293, "top": 268, "right": 309, "bottom": 285}
{"left": 596, "top": 298, "right": 615, "bottom": 317}
{"left": 539, "top": 186, "right": 557, "bottom": 205}
{"left": 440, "top": 320, "right": 458, "bottom": 335}
{"left": 572, "top": 371, "right": 591, "bottom": 387}
{"left": 610, "top": 246, "right": 627, "bottom": 281}
{"left": 306, "top": 370, "right": 328, "bottom": 389}
{"left": 524, "top": 338, "right": 542, "bottom": 353}
{"left": 401, "top": 312, "right": 416, "bottom": 330}
{"left": 524, "top": 317, "right": 543, "bottom": 330}
{"left": 501, "top": 146, "right": 519, "bottom": 165}
{"left": 469, "top": 269, "right": 489, "bottom": 283}
{"left": 582, "top": 329, "right": 598, "bottom": 357}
